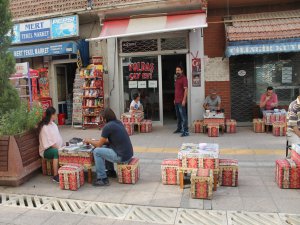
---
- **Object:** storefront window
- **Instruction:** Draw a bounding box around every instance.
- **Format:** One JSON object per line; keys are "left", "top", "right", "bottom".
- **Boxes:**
{"left": 122, "top": 56, "right": 160, "bottom": 121}
{"left": 255, "top": 53, "right": 300, "bottom": 106}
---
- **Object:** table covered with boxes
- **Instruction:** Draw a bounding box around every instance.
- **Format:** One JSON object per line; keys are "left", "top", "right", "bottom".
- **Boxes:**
{"left": 161, "top": 143, "right": 239, "bottom": 199}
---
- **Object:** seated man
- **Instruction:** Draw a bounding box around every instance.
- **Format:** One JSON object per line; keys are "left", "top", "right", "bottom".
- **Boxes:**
{"left": 84, "top": 108, "right": 133, "bottom": 186}
{"left": 129, "top": 93, "right": 143, "bottom": 113}
{"left": 260, "top": 86, "right": 278, "bottom": 111}
{"left": 203, "top": 89, "right": 221, "bottom": 111}
{"left": 287, "top": 96, "right": 300, "bottom": 145}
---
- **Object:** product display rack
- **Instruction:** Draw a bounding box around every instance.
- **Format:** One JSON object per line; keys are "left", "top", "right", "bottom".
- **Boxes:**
{"left": 80, "top": 64, "right": 105, "bottom": 130}
{"left": 72, "top": 69, "right": 84, "bottom": 128}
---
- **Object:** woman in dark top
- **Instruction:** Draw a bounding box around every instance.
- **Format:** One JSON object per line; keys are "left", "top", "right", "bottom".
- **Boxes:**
{"left": 84, "top": 108, "right": 133, "bottom": 186}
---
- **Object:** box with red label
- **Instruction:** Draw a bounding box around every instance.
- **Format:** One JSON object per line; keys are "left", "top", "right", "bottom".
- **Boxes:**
{"left": 276, "top": 159, "right": 300, "bottom": 189}
{"left": 219, "top": 159, "right": 238, "bottom": 187}
{"left": 182, "top": 156, "right": 219, "bottom": 170}
{"left": 193, "top": 120, "right": 204, "bottom": 133}
{"left": 190, "top": 169, "right": 214, "bottom": 199}
{"left": 253, "top": 119, "right": 265, "bottom": 133}
{"left": 59, "top": 147, "right": 94, "bottom": 169}
{"left": 117, "top": 158, "right": 140, "bottom": 184}
{"left": 291, "top": 150, "right": 300, "bottom": 164}
{"left": 207, "top": 124, "right": 219, "bottom": 137}
{"left": 226, "top": 119, "right": 237, "bottom": 133}
{"left": 161, "top": 159, "right": 181, "bottom": 185}
{"left": 58, "top": 164, "right": 85, "bottom": 191}
{"left": 140, "top": 120, "right": 152, "bottom": 133}
{"left": 123, "top": 122, "right": 134, "bottom": 136}
{"left": 272, "top": 121, "right": 286, "bottom": 137}
{"left": 121, "top": 112, "right": 144, "bottom": 124}
{"left": 42, "top": 158, "right": 54, "bottom": 176}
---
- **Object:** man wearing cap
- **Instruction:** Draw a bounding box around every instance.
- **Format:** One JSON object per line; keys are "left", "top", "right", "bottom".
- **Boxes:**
{"left": 203, "top": 89, "right": 221, "bottom": 111}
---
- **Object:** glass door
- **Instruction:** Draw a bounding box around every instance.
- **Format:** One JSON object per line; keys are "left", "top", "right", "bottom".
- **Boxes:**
{"left": 122, "top": 56, "right": 161, "bottom": 121}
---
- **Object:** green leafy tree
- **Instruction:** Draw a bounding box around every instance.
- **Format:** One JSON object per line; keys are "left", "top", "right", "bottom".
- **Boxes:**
{"left": 0, "top": 0, "right": 20, "bottom": 117}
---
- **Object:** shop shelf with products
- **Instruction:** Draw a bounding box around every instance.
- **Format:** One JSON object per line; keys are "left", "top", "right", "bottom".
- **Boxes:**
{"left": 80, "top": 64, "right": 105, "bottom": 130}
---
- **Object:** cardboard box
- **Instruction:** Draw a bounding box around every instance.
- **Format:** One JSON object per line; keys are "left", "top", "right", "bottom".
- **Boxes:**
{"left": 58, "top": 164, "right": 85, "bottom": 191}
{"left": 161, "top": 159, "right": 181, "bottom": 185}
{"left": 219, "top": 159, "right": 238, "bottom": 187}
{"left": 190, "top": 169, "right": 214, "bottom": 199}
{"left": 117, "top": 158, "right": 140, "bottom": 184}
{"left": 275, "top": 159, "right": 300, "bottom": 189}
{"left": 253, "top": 119, "right": 265, "bottom": 133}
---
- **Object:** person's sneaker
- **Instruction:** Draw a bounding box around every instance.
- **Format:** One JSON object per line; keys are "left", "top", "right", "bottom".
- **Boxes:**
{"left": 181, "top": 132, "right": 189, "bottom": 137}
{"left": 106, "top": 170, "right": 117, "bottom": 178}
{"left": 93, "top": 178, "right": 110, "bottom": 186}
{"left": 173, "top": 129, "right": 182, "bottom": 134}
{"left": 52, "top": 175, "right": 59, "bottom": 183}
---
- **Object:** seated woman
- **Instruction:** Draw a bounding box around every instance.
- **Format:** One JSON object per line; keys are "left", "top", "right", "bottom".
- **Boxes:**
{"left": 38, "top": 107, "right": 63, "bottom": 183}
{"left": 129, "top": 93, "right": 143, "bottom": 113}
{"left": 84, "top": 108, "right": 133, "bottom": 186}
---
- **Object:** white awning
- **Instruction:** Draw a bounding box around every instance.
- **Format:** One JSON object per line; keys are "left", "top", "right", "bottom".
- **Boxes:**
{"left": 87, "top": 11, "right": 207, "bottom": 41}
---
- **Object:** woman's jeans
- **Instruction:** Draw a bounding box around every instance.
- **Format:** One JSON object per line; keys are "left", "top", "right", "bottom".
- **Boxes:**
{"left": 93, "top": 147, "right": 122, "bottom": 179}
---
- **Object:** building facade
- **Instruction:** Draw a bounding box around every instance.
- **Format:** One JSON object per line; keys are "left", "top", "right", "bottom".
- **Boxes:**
{"left": 9, "top": 0, "right": 300, "bottom": 125}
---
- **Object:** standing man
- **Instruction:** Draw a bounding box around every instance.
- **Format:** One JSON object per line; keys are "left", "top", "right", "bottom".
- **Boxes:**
{"left": 173, "top": 66, "right": 189, "bottom": 137}
{"left": 260, "top": 86, "right": 278, "bottom": 111}
{"left": 287, "top": 96, "right": 300, "bottom": 145}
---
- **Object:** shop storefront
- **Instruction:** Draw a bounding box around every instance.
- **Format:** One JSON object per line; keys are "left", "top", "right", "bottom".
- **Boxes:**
{"left": 225, "top": 10, "right": 300, "bottom": 122}
{"left": 88, "top": 11, "right": 207, "bottom": 125}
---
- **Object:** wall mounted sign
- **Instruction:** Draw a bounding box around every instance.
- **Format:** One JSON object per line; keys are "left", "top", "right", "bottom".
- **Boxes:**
{"left": 128, "top": 81, "right": 138, "bottom": 89}
{"left": 238, "top": 70, "right": 246, "bottom": 77}
{"left": 282, "top": 67, "right": 292, "bottom": 84}
{"left": 11, "top": 15, "right": 79, "bottom": 44}
{"left": 148, "top": 80, "right": 157, "bottom": 88}
{"left": 128, "top": 62, "right": 154, "bottom": 80}
{"left": 9, "top": 41, "right": 78, "bottom": 58}
{"left": 138, "top": 81, "right": 147, "bottom": 89}
{"left": 191, "top": 52, "right": 201, "bottom": 87}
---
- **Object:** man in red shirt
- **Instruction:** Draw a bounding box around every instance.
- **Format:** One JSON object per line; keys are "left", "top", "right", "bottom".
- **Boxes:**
{"left": 174, "top": 66, "right": 189, "bottom": 137}
{"left": 260, "top": 86, "right": 278, "bottom": 111}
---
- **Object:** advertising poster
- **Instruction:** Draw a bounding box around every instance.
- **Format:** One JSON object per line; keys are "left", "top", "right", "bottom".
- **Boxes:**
{"left": 192, "top": 57, "right": 201, "bottom": 87}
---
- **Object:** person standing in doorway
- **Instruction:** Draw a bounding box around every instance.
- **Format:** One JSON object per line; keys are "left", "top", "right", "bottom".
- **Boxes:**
{"left": 173, "top": 66, "right": 189, "bottom": 137}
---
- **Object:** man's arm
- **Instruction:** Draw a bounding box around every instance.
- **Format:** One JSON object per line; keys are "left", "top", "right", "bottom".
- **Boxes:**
{"left": 272, "top": 94, "right": 278, "bottom": 107}
{"left": 84, "top": 137, "right": 108, "bottom": 148}
{"left": 217, "top": 97, "right": 221, "bottom": 110}
{"left": 182, "top": 88, "right": 188, "bottom": 106}
{"left": 260, "top": 95, "right": 268, "bottom": 108}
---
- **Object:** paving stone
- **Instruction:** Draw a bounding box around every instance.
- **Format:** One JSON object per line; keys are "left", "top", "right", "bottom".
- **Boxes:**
{"left": 203, "top": 200, "right": 212, "bottom": 210}
{"left": 273, "top": 198, "right": 300, "bottom": 214}
{"left": 76, "top": 216, "right": 116, "bottom": 225}
{"left": 0, "top": 206, "right": 28, "bottom": 223}
{"left": 227, "top": 211, "right": 282, "bottom": 225}
{"left": 121, "top": 191, "right": 155, "bottom": 205}
{"left": 279, "top": 213, "right": 300, "bottom": 225}
{"left": 212, "top": 196, "right": 244, "bottom": 211}
{"left": 241, "top": 197, "right": 278, "bottom": 213}
{"left": 238, "top": 185, "right": 270, "bottom": 197}
{"left": 238, "top": 176, "right": 264, "bottom": 186}
{"left": 214, "top": 187, "right": 240, "bottom": 196}
{"left": 13, "top": 209, "right": 55, "bottom": 225}
{"left": 43, "top": 213, "right": 83, "bottom": 225}
{"left": 150, "top": 192, "right": 182, "bottom": 208}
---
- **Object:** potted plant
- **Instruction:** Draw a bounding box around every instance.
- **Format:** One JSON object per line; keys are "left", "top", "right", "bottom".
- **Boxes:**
{"left": 0, "top": 104, "right": 43, "bottom": 186}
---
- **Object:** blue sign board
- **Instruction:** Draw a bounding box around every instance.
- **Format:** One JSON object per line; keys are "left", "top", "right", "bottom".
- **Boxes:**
{"left": 9, "top": 41, "right": 78, "bottom": 58}
{"left": 226, "top": 39, "right": 300, "bottom": 57}
{"left": 12, "top": 15, "right": 79, "bottom": 44}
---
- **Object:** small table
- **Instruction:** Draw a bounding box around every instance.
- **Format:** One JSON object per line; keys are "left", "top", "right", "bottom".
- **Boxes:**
{"left": 59, "top": 145, "right": 95, "bottom": 184}
{"left": 203, "top": 113, "right": 225, "bottom": 134}
{"left": 263, "top": 110, "right": 287, "bottom": 133}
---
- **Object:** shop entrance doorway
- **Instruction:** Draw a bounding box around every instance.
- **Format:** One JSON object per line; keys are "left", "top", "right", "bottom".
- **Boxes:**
{"left": 54, "top": 62, "right": 77, "bottom": 124}
{"left": 161, "top": 54, "right": 187, "bottom": 124}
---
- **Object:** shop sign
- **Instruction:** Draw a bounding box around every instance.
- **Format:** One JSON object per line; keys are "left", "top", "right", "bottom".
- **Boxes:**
{"left": 148, "top": 80, "right": 157, "bottom": 88}
{"left": 9, "top": 41, "right": 78, "bottom": 58}
{"left": 15, "top": 62, "right": 29, "bottom": 75}
{"left": 138, "top": 81, "right": 147, "bottom": 89}
{"left": 226, "top": 41, "right": 300, "bottom": 57}
{"left": 128, "top": 62, "right": 154, "bottom": 80}
{"left": 12, "top": 15, "right": 79, "bottom": 44}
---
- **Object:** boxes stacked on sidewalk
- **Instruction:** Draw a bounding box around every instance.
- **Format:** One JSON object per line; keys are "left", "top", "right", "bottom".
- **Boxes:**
{"left": 161, "top": 143, "right": 239, "bottom": 199}
{"left": 193, "top": 120, "right": 204, "bottom": 133}
{"left": 117, "top": 158, "right": 140, "bottom": 184}
{"left": 276, "top": 144, "right": 300, "bottom": 189}
{"left": 121, "top": 112, "right": 152, "bottom": 135}
{"left": 253, "top": 119, "right": 265, "bottom": 133}
{"left": 226, "top": 119, "right": 237, "bottom": 133}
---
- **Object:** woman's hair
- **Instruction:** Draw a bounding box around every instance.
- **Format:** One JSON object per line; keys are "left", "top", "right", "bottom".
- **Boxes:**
{"left": 133, "top": 93, "right": 139, "bottom": 100}
{"left": 38, "top": 107, "right": 56, "bottom": 134}
{"left": 103, "top": 108, "right": 117, "bottom": 123}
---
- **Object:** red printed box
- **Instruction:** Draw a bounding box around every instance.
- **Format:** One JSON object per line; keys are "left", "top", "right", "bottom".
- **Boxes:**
{"left": 272, "top": 121, "right": 286, "bottom": 137}
{"left": 208, "top": 124, "right": 219, "bottom": 137}
{"left": 226, "top": 119, "right": 237, "bottom": 133}
{"left": 123, "top": 122, "right": 134, "bottom": 136}
{"left": 161, "top": 159, "right": 181, "bottom": 185}
{"left": 59, "top": 150, "right": 94, "bottom": 169}
{"left": 42, "top": 158, "right": 54, "bottom": 176}
{"left": 276, "top": 159, "right": 300, "bottom": 189}
{"left": 190, "top": 169, "right": 214, "bottom": 199}
{"left": 253, "top": 119, "right": 265, "bottom": 133}
{"left": 117, "top": 158, "right": 140, "bottom": 184}
{"left": 140, "top": 120, "right": 152, "bottom": 133}
{"left": 58, "top": 163, "right": 85, "bottom": 191}
{"left": 291, "top": 150, "right": 300, "bottom": 164}
{"left": 219, "top": 159, "right": 238, "bottom": 187}
{"left": 193, "top": 120, "right": 204, "bottom": 133}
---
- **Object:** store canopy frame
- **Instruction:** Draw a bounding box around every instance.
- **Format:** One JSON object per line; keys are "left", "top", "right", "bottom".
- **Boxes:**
{"left": 87, "top": 11, "right": 207, "bottom": 41}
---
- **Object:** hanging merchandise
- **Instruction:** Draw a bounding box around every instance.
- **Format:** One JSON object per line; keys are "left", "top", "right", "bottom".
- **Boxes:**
{"left": 72, "top": 69, "right": 84, "bottom": 128}
{"left": 80, "top": 62, "right": 105, "bottom": 129}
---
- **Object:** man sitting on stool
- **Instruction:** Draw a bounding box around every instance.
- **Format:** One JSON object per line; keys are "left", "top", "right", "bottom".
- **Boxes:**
{"left": 260, "top": 86, "right": 278, "bottom": 112}
{"left": 287, "top": 96, "right": 300, "bottom": 145}
{"left": 203, "top": 89, "right": 221, "bottom": 111}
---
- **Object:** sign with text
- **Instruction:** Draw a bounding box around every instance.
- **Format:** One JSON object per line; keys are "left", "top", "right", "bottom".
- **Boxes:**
{"left": 12, "top": 15, "right": 78, "bottom": 44}
{"left": 15, "top": 62, "right": 29, "bottom": 75}
{"left": 9, "top": 41, "right": 78, "bottom": 58}
{"left": 192, "top": 57, "right": 201, "bottom": 87}
{"left": 128, "top": 62, "right": 154, "bottom": 80}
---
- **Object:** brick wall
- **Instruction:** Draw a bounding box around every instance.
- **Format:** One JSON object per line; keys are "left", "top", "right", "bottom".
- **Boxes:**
{"left": 205, "top": 81, "right": 231, "bottom": 119}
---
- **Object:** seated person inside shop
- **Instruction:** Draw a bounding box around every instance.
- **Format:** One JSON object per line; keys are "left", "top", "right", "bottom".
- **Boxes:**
{"left": 203, "top": 89, "right": 221, "bottom": 111}
{"left": 259, "top": 86, "right": 278, "bottom": 112}
{"left": 129, "top": 93, "right": 143, "bottom": 113}
{"left": 38, "top": 107, "right": 63, "bottom": 183}
{"left": 287, "top": 96, "right": 300, "bottom": 145}
{"left": 84, "top": 108, "right": 133, "bottom": 186}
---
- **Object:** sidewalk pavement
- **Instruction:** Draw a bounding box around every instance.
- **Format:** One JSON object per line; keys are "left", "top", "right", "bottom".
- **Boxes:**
{"left": 1, "top": 124, "right": 300, "bottom": 224}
